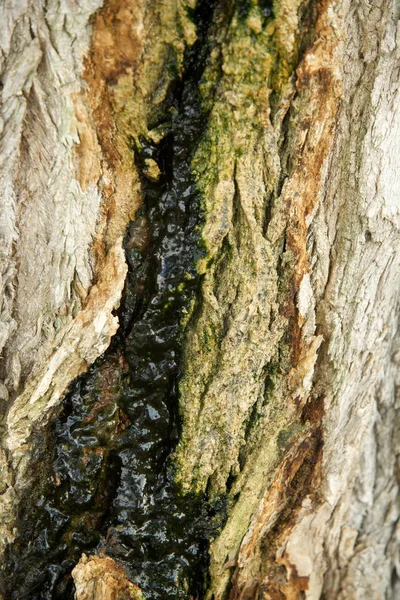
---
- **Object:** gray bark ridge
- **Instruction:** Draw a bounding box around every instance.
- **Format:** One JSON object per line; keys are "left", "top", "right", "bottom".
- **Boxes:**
{"left": 283, "top": 2, "right": 400, "bottom": 598}
{"left": 0, "top": 0, "right": 124, "bottom": 556}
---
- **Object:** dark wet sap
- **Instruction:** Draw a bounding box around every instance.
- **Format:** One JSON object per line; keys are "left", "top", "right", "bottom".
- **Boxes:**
{"left": 2, "top": 1, "right": 226, "bottom": 598}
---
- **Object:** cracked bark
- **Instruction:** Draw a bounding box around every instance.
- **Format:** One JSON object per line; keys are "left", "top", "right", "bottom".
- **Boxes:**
{"left": 0, "top": 0, "right": 400, "bottom": 599}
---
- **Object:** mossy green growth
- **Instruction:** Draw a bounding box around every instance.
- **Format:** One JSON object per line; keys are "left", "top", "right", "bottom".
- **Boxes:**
{"left": 191, "top": 0, "right": 303, "bottom": 274}
{"left": 173, "top": 1, "right": 311, "bottom": 597}
{"left": 175, "top": 0, "right": 305, "bottom": 489}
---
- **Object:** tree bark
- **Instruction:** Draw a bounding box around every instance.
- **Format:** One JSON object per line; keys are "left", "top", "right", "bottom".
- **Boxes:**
{"left": 0, "top": 0, "right": 399, "bottom": 599}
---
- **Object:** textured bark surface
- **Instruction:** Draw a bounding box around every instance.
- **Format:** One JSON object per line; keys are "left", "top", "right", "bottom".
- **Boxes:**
{"left": 72, "top": 555, "right": 143, "bottom": 600}
{"left": 0, "top": 0, "right": 400, "bottom": 599}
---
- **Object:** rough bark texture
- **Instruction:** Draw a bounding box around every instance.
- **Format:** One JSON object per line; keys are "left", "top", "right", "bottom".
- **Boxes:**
{"left": 0, "top": 0, "right": 400, "bottom": 599}
{"left": 72, "top": 555, "right": 143, "bottom": 600}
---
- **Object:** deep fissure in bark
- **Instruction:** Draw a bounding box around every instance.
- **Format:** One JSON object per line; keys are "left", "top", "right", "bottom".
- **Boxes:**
{"left": 1, "top": 2, "right": 235, "bottom": 598}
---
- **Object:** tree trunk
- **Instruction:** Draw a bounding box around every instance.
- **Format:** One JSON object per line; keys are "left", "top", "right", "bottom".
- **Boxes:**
{"left": 1, "top": 0, "right": 399, "bottom": 599}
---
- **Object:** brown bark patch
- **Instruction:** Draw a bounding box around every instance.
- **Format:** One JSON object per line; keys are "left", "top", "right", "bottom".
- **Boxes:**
{"left": 80, "top": 0, "right": 146, "bottom": 268}
{"left": 72, "top": 554, "right": 143, "bottom": 600}
{"left": 77, "top": 0, "right": 195, "bottom": 270}
{"left": 286, "top": 0, "right": 342, "bottom": 287}
{"left": 229, "top": 429, "right": 323, "bottom": 600}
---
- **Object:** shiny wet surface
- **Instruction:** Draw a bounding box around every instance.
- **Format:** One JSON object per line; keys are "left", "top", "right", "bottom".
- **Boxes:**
{"left": 2, "top": 1, "right": 226, "bottom": 598}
